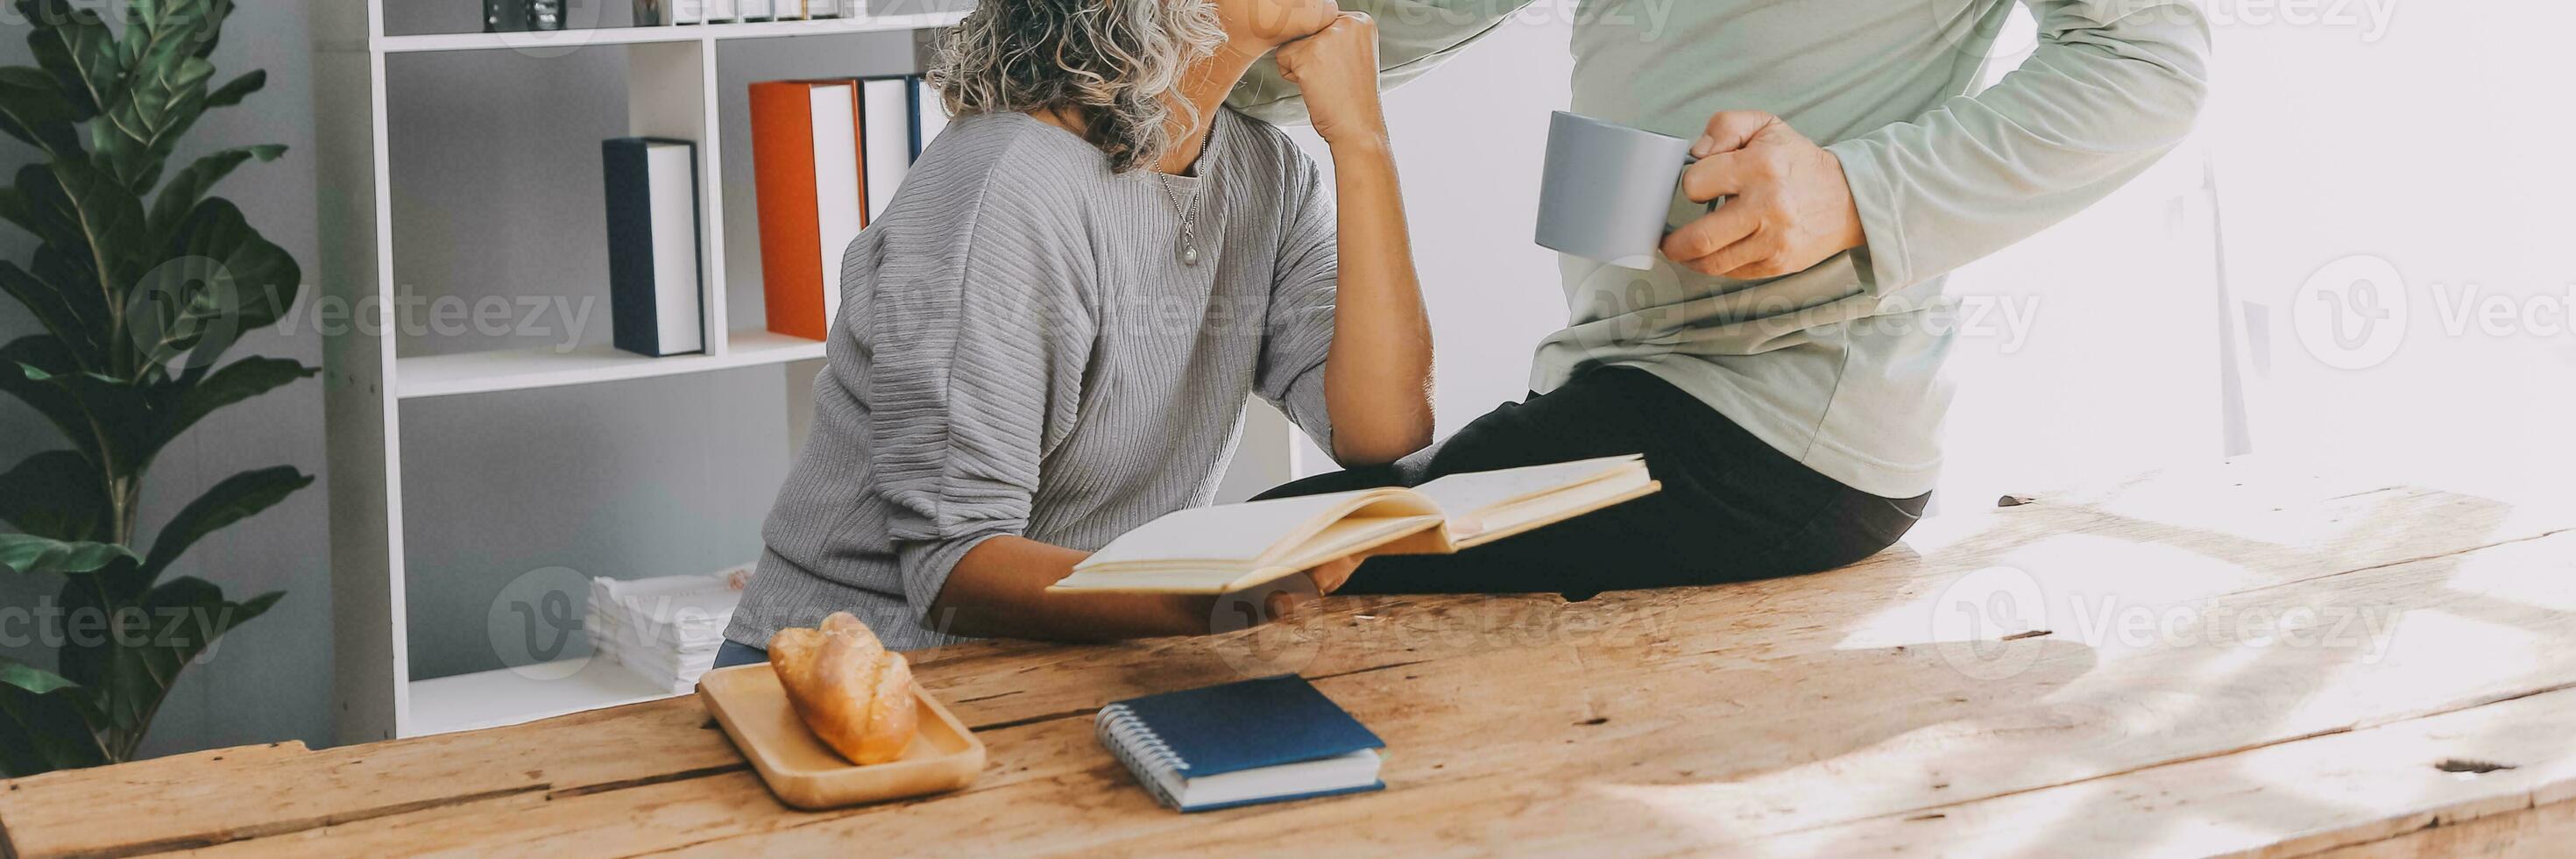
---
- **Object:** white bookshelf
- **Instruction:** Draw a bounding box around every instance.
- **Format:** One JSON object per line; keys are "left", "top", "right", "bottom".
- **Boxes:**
{"left": 375, "top": 13, "right": 971, "bottom": 53}
{"left": 396, "top": 330, "right": 826, "bottom": 399}
{"left": 312, "top": 3, "right": 968, "bottom": 742}
{"left": 406, "top": 659, "right": 680, "bottom": 736}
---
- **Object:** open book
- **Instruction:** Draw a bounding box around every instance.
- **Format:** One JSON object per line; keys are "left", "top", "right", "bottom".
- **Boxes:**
{"left": 1047, "top": 455, "right": 1659, "bottom": 594}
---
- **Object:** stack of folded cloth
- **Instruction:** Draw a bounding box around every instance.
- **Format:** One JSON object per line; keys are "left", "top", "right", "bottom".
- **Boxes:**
{"left": 585, "top": 568, "right": 750, "bottom": 694}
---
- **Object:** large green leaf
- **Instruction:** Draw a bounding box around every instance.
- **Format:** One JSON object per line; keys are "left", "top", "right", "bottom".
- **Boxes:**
{"left": 130, "top": 196, "right": 301, "bottom": 370}
{"left": 0, "top": 657, "right": 110, "bottom": 777}
{"left": 202, "top": 68, "right": 261, "bottom": 109}
{"left": 3, "top": 163, "right": 91, "bottom": 259}
{"left": 48, "top": 553, "right": 141, "bottom": 694}
{"left": 96, "top": 54, "right": 211, "bottom": 190}
{"left": 16, "top": 0, "right": 125, "bottom": 121}
{"left": 20, "top": 361, "right": 162, "bottom": 478}
{"left": 61, "top": 155, "right": 153, "bottom": 287}
{"left": 147, "top": 144, "right": 281, "bottom": 240}
{"left": 96, "top": 0, "right": 232, "bottom": 191}
{"left": 139, "top": 465, "right": 308, "bottom": 580}
{"left": 0, "top": 532, "right": 134, "bottom": 575}
{"left": 0, "top": 336, "right": 90, "bottom": 459}
{"left": 165, "top": 356, "right": 313, "bottom": 444}
{"left": 89, "top": 576, "right": 279, "bottom": 743}
{"left": 11, "top": 159, "right": 151, "bottom": 313}
{"left": 28, "top": 244, "right": 108, "bottom": 364}
{"left": 0, "top": 257, "right": 105, "bottom": 364}
{"left": 123, "top": 0, "right": 236, "bottom": 62}
{"left": 0, "top": 65, "right": 81, "bottom": 156}
{"left": 0, "top": 449, "right": 107, "bottom": 539}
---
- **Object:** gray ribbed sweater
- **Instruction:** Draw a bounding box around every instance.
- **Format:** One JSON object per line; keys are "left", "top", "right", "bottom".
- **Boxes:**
{"left": 725, "top": 109, "right": 1341, "bottom": 652}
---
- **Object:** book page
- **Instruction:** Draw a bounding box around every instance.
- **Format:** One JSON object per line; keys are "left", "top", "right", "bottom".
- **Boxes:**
{"left": 1449, "top": 473, "right": 1659, "bottom": 550}
{"left": 1078, "top": 490, "right": 1384, "bottom": 568}
{"left": 1410, "top": 455, "right": 1645, "bottom": 518}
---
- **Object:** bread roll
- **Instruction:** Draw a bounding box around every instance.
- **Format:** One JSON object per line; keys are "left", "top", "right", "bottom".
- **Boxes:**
{"left": 768, "top": 612, "right": 919, "bottom": 765}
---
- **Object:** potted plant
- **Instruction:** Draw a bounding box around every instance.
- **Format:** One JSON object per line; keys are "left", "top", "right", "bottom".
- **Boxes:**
{"left": 0, "top": 0, "right": 308, "bottom": 775}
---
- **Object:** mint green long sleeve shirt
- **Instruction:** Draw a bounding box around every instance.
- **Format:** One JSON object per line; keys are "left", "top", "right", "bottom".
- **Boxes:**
{"left": 1234, "top": 0, "right": 2211, "bottom": 498}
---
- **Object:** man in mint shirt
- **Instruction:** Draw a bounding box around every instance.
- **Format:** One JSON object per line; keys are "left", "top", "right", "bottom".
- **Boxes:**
{"left": 1240, "top": 0, "right": 2210, "bottom": 594}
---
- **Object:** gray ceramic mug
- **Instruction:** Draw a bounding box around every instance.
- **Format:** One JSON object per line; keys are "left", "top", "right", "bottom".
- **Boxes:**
{"left": 1535, "top": 111, "right": 1715, "bottom": 270}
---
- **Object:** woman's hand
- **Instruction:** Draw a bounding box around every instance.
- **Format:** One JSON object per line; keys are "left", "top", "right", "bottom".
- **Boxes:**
{"left": 1275, "top": 11, "right": 1387, "bottom": 148}
{"left": 1260, "top": 555, "right": 1365, "bottom": 619}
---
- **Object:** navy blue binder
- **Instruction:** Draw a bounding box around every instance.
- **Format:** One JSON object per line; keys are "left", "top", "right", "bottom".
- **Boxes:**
{"left": 602, "top": 137, "right": 706, "bottom": 358}
{"left": 1094, "top": 675, "right": 1386, "bottom": 813}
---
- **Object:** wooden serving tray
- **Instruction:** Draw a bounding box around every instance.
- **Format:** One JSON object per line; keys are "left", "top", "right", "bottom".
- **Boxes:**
{"left": 697, "top": 664, "right": 987, "bottom": 810}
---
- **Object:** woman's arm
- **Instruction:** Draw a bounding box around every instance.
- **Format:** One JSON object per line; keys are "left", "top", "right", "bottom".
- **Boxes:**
{"left": 929, "top": 537, "right": 1204, "bottom": 641}
{"left": 1231, "top": 0, "right": 1536, "bottom": 125}
{"left": 1277, "top": 12, "right": 1435, "bottom": 466}
{"left": 928, "top": 537, "right": 1362, "bottom": 642}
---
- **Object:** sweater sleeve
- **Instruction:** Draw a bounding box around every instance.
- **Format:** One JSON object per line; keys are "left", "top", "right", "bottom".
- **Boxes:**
{"left": 1825, "top": 0, "right": 2212, "bottom": 292}
{"left": 1228, "top": 0, "right": 1535, "bottom": 124}
{"left": 1256, "top": 157, "right": 1340, "bottom": 455}
{"left": 858, "top": 166, "right": 1096, "bottom": 617}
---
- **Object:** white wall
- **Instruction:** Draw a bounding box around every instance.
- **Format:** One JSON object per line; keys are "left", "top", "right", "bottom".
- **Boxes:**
{"left": 2200, "top": 4, "right": 2576, "bottom": 500}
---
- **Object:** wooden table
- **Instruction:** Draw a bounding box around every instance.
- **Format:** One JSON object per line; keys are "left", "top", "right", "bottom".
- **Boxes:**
{"left": 8, "top": 461, "right": 2576, "bottom": 857}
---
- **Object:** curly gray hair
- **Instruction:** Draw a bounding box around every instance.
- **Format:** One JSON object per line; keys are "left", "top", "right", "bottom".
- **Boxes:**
{"left": 926, "top": 0, "right": 1226, "bottom": 173}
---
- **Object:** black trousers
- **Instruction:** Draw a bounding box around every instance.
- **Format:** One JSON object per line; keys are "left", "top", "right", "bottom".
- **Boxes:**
{"left": 1255, "top": 367, "right": 1929, "bottom": 599}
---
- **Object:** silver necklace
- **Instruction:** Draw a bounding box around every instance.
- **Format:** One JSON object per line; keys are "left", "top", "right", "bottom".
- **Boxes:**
{"left": 1153, "top": 174, "right": 1204, "bottom": 266}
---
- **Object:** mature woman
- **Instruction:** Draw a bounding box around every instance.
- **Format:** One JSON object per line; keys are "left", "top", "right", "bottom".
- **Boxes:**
{"left": 718, "top": 0, "right": 1428, "bottom": 659}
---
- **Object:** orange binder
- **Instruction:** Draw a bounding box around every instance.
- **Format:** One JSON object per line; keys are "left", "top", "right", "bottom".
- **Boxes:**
{"left": 750, "top": 79, "right": 867, "bottom": 341}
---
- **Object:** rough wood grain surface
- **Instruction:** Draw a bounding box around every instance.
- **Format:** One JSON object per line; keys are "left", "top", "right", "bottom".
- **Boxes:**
{"left": 4, "top": 460, "right": 2572, "bottom": 858}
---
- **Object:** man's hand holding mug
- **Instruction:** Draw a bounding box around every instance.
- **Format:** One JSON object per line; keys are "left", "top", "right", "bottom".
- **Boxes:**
{"left": 1662, "top": 110, "right": 1868, "bottom": 280}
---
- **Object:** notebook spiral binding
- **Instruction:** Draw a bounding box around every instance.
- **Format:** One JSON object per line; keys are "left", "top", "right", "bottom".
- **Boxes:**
{"left": 1095, "top": 703, "right": 1188, "bottom": 809}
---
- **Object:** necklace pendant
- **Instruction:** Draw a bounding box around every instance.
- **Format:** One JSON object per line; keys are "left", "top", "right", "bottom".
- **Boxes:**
{"left": 1179, "top": 242, "right": 1201, "bottom": 267}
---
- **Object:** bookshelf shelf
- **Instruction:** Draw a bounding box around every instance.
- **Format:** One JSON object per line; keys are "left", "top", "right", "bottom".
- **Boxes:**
{"left": 406, "top": 658, "right": 681, "bottom": 737}
{"left": 377, "top": 12, "right": 969, "bottom": 54}
{"left": 315, "top": 2, "right": 948, "bottom": 743}
{"left": 397, "top": 330, "right": 825, "bottom": 400}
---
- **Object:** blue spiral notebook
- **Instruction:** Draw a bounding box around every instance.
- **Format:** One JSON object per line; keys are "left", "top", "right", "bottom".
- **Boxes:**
{"left": 1094, "top": 675, "right": 1386, "bottom": 813}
